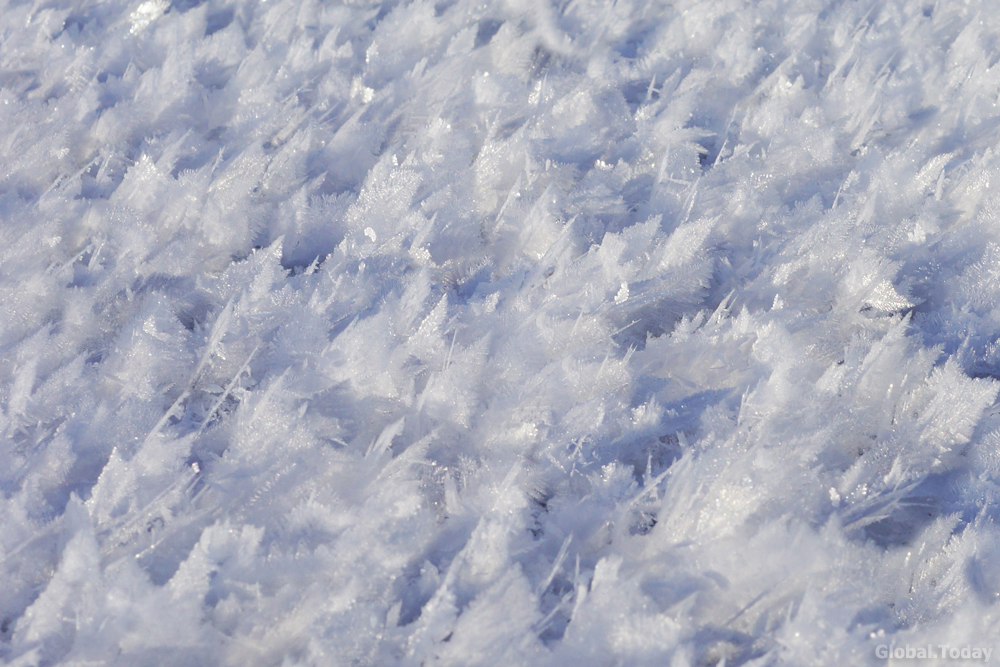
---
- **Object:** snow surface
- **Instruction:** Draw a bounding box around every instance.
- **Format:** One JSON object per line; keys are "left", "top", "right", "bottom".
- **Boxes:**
{"left": 4, "top": 0, "right": 1000, "bottom": 664}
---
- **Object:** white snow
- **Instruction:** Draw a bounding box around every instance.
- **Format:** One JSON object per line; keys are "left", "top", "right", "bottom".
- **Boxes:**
{"left": 3, "top": 0, "right": 1000, "bottom": 664}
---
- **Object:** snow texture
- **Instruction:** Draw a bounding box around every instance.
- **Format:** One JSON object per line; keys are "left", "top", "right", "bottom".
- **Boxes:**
{"left": 4, "top": 0, "right": 1000, "bottom": 665}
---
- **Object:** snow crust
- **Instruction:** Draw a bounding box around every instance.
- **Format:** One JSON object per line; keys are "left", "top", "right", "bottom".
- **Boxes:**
{"left": 4, "top": 0, "right": 1000, "bottom": 664}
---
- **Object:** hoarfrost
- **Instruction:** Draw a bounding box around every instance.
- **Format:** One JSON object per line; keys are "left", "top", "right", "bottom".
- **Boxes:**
{"left": 2, "top": 0, "right": 1000, "bottom": 665}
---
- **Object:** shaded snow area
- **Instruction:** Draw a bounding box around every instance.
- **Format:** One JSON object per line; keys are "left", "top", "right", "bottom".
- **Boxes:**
{"left": 10, "top": 0, "right": 1000, "bottom": 665}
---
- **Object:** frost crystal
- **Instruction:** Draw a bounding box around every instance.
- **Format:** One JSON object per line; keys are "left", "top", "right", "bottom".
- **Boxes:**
{"left": 3, "top": 0, "right": 1000, "bottom": 665}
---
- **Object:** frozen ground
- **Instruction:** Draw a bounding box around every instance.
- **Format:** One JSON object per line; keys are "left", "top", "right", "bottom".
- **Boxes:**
{"left": 4, "top": 0, "right": 1000, "bottom": 664}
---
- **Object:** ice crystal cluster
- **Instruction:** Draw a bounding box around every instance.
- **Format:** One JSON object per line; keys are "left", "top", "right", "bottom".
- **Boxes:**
{"left": 5, "top": 0, "right": 1000, "bottom": 664}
